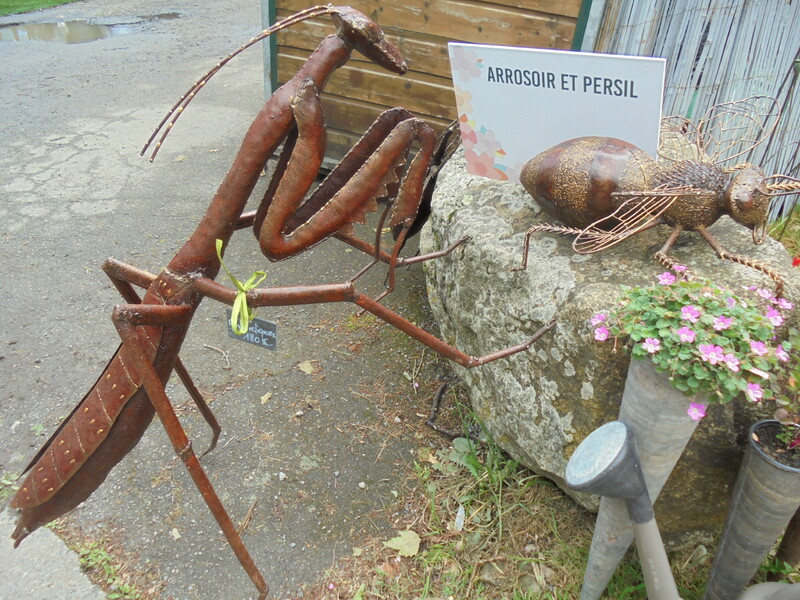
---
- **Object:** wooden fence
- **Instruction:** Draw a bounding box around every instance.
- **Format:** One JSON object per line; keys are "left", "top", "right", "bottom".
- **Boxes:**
{"left": 582, "top": 0, "right": 800, "bottom": 216}
{"left": 271, "top": 0, "right": 580, "bottom": 160}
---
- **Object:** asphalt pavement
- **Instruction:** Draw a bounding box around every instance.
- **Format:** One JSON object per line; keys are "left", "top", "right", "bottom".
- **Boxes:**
{"left": 0, "top": 2, "right": 453, "bottom": 598}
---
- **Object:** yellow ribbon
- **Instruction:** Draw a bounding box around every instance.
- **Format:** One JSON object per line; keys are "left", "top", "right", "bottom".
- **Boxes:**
{"left": 215, "top": 239, "right": 266, "bottom": 335}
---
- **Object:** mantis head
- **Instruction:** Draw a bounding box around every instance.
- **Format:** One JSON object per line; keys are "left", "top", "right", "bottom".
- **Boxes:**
{"left": 332, "top": 7, "right": 407, "bottom": 74}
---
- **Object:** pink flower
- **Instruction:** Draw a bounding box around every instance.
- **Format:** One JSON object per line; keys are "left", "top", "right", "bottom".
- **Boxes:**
{"left": 723, "top": 353, "right": 740, "bottom": 372}
{"left": 676, "top": 327, "right": 696, "bottom": 342}
{"left": 725, "top": 297, "right": 737, "bottom": 309}
{"left": 687, "top": 402, "right": 707, "bottom": 421}
{"left": 766, "top": 307, "right": 784, "bottom": 327}
{"left": 699, "top": 343, "right": 725, "bottom": 365}
{"left": 642, "top": 338, "right": 661, "bottom": 353}
{"left": 681, "top": 305, "right": 701, "bottom": 323}
{"left": 658, "top": 272, "right": 676, "bottom": 285}
{"left": 750, "top": 341, "right": 769, "bottom": 356}
{"left": 776, "top": 346, "right": 790, "bottom": 362}
{"left": 757, "top": 288, "right": 773, "bottom": 300}
{"left": 672, "top": 264, "right": 687, "bottom": 273}
{"left": 777, "top": 298, "right": 794, "bottom": 310}
{"left": 746, "top": 383, "right": 764, "bottom": 402}
{"left": 594, "top": 326, "right": 610, "bottom": 341}
{"left": 713, "top": 315, "right": 732, "bottom": 331}
{"left": 590, "top": 313, "right": 607, "bottom": 326}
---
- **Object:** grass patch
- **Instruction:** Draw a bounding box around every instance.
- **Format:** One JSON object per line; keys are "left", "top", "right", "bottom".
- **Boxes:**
{"left": 301, "top": 388, "right": 732, "bottom": 599}
{"left": 0, "top": 0, "right": 80, "bottom": 17}
{"left": 77, "top": 542, "right": 143, "bottom": 600}
{"left": 771, "top": 213, "right": 800, "bottom": 259}
{"left": 0, "top": 471, "right": 20, "bottom": 503}
{"left": 48, "top": 519, "right": 165, "bottom": 600}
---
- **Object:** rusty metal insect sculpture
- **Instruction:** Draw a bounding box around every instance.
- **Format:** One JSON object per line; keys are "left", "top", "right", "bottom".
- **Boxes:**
{"left": 8, "top": 6, "right": 554, "bottom": 599}
{"left": 517, "top": 96, "right": 800, "bottom": 294}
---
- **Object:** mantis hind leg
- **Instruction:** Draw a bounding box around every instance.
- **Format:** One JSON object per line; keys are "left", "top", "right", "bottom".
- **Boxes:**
{"left": 113, "top": 303, "right": 268, "bottom": 600}
{"left": 102, "top": 258, "right": 221, "bottom": 454}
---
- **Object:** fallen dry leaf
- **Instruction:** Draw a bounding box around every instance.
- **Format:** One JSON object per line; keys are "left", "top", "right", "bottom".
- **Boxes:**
{"left": 383, "top": 529, "right": 421, "bottom": 557}
{"left": 296, "top": 360, "right": 320, "bottom": 375}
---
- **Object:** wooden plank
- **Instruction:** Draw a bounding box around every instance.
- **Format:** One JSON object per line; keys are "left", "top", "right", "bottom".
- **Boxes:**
{"left": 323, "top": 128, "right": 360, "bottom": 164}
{"left": 273, "top": 0, "right": 578, "bottom": 160}
{"left": 486, "top": 0, "right": 581, "bottom": 19}
{"left": 316, "top": 94, "right": 454, "bottom": 137}
{"left": 275, "top": 18, "right": 453, "bottom": 79}
{"left": 277, "top": 50, "right": 458, "bottom": 120}
{"left": 278, "top": 0, "right": 575, "bottom": 48}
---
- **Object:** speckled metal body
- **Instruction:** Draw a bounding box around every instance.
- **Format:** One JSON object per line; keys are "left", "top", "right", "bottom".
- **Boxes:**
{"left": 516, "top": 134, "right": 786, "bottom": 293}
{"left": 520, "top": 137, "right": 658, "bottom": 229}
{"left": 656, "top": 160, "right": 727, "bottom": 230}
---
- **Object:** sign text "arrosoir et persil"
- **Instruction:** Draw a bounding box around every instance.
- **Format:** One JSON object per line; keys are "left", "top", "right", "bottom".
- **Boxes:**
{"left": 448, "top": 43, "right": 666, "bottom": 183}
{"left": 486, "top": 67, "right": 639, "bottom": 99}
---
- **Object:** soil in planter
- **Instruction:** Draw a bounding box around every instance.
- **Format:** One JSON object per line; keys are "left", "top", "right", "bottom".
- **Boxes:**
{"left": 753, "top": 422, "right": 800, "bottom": 469}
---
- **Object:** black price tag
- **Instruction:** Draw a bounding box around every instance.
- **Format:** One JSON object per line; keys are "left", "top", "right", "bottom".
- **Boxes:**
{"left": 226, "top": 310, "right": 277, "bottom": 351}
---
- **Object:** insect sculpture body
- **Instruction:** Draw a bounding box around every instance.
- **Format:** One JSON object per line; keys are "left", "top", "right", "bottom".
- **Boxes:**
{"left": 8, "top": 7, "right": 553, "bottom": 599}
{"left": 517, "top": 97, "right": 800, "bottom": 294}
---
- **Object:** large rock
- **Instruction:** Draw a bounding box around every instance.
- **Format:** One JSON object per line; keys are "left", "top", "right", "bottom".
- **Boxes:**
{"left": 420, "top": 149, "right": 799, "bottom": 547}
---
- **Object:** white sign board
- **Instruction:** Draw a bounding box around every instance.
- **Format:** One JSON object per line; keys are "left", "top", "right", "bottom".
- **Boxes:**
{"left": 448, "top": 43, "right": 666, "bottom": 182}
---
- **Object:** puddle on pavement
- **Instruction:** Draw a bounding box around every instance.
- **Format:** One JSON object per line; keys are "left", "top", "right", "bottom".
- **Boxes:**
{"left": 0, "top": 13, "right": 180, "bottom": 44}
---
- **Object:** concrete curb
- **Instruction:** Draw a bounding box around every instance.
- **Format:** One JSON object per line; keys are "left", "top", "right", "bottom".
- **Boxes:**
{"left": 0, "top": 510, "right": 104, "bottom": 600}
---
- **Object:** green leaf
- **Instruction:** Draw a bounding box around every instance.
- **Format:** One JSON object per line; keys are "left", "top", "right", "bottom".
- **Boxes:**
{"left": 674, "top": 380, "right": 690, "bottom": 392}
{"left": 692, "top": 364, "right": 708, "bottom": 380}
{"left": 383, "top": 529, "right": 421, "bottom": 557}
{"left": 352, "top": 583, "right": 366, "bottom": 600}
{"left": 452, "top": 437, "right": 473, "bottom": 455}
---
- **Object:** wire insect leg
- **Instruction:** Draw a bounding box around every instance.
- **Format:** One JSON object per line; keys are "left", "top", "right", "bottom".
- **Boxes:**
{"left": 697, "top": 228, "right": 786, "bottom": 296}
{"left": 173, "top": 359, "right": 222, "bottom": 457}
{"left": 652, "top": 227, "right": 688, "bottom": 275}
{"left": 513, "top": 224, "right": 585, "bottom": 271}
{"left": 113, "top": 304, "right": 268, "bottom": 600}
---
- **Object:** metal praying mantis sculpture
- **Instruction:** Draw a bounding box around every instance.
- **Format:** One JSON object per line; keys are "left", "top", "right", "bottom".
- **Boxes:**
{"left": 517, "top": 96, "right": 800, "bottom": 295}
{"left": 8, "top": 6, "right": 553, "bottom": 599}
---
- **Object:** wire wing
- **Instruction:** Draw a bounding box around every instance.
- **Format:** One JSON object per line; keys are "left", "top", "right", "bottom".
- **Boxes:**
{"left": 571, "top": 191, "right": 675, "bottom": 254}
{"left": 696, "top": 96, "right": 781, "bottom": 166}
{"left": 658, "top": 115, "right": 704, "bottom": 164}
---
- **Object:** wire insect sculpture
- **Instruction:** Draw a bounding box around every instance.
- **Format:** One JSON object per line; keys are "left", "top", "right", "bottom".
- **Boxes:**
{"left": 517, "top": 96, "right": 800, "bottom": 294}
{"left": 8, "top": 7, "right": 554, "bottom": 599}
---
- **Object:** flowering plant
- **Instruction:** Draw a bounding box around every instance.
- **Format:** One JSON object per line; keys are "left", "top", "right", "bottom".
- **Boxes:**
{"left": 591, "top": 269, "right": 793, "bottom": 426}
